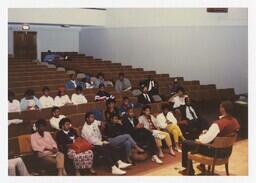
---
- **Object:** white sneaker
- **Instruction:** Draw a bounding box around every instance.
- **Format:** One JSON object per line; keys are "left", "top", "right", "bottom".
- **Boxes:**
{"left": 112, "top": 165, "right": 126, "bottom": 175}
{"left": 117, "top": 160, "right": 132, "bottom": 169}
{"left": 152, "top": 155, "right": 163, "bottom": 164}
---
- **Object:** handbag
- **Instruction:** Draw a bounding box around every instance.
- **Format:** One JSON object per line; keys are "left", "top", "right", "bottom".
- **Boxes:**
{"left": 69, "top": 137, "right": 93, "bottom": 153}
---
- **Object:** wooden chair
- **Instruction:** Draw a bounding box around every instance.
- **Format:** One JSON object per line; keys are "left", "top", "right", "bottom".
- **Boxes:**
{"left": 187, "top": 134, "right": 237, "bottom": 175}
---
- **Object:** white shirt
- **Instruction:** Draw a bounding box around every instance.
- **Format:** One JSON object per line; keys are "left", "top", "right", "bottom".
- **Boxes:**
{"left": 71, "top": 93, "right": 88, "bottom": 105}
{"left": 39, "top": 95, "right": 54, "bottom": 109}
{"left": 148, "top": 80, "right": 155, "bottom": 91}
{"left": 54, "top": 95, "right": 72, "bottom": 107}
{"left": 71, "top": 80, "right": 77, "bottom": 88}
{"left": 81, "top": 120, "right": 103, "bottom": 146}
{"left": 185, "top": 105, "right": 198, "bottom": 120}
{"left": 143, "top": 93, "right": 151, "bottom": 102}
{"left": 138, "top": 115, "right": 158, "bottom": 130}
{"left": 156, "top": 112, "right": 177, "bottom": 129}
{"left": 198, "top": 123, "right": 220, "bottom": 144}
{"left": 50, "top": 115, "right": 66, "bottom": 130}
{"left": 8, "top": 100, "right": 21, "bottom": 113}
{"left": 172, "top": 95, "right": 187, "bottom": 108}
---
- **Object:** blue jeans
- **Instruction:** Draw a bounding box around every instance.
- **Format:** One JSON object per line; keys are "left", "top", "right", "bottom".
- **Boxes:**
{"left": 109, "top": 134, "right": 136, "bottom": 159}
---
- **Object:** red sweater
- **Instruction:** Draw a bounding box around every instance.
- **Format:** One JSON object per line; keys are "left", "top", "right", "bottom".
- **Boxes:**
{"left": 215, "top": 116, "right": 240, "bottom": 137}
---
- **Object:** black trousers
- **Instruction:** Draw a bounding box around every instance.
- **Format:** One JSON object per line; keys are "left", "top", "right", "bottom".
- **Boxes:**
{"left": 93, "top": 144, "right": 120, "bottom": 168}
{"left": 182, "top": 140, "right": 232, "bottom": 171}
{"left": 131, "top": 128, "right": 158, "bottom": 156}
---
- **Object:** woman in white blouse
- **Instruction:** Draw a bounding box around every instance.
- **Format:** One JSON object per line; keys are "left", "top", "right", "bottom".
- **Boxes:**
{"left": 71, "top": 86, "right": 88, "bottom": 105}
{"left": 8, "top": 90, "right": 23, "bottom": 125}
{"left": 54, "top": 87, "right": 73, "bottom": 107}
{"left": 39, "top": 86, "right": 54, "bottom": 108}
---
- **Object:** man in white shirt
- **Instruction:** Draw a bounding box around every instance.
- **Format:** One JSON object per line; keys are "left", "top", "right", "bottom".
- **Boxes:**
{"left": 50, "top": 107, "right": 66, "bottom": 130}
{"left": 168, "top": 87, "right": 188, "bottom": 109}
{"left": 81, "top": 112, "right": 132, "bottom": 175}
{"left": 54, "top": 87, "right": 73, "bottom": 107}
{"left": 39, "top": 86, "right": 54, "bottom": 109}
{"left": 71, "top": 86, "right": 88, "bottom": 105}
{"left": 156, "top": 104, "right": 185, "bottom": 152}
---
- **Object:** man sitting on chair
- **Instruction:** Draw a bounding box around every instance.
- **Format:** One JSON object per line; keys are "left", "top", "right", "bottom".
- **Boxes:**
{"left": 179, "top": 101, "right": 240, "bottom": 175}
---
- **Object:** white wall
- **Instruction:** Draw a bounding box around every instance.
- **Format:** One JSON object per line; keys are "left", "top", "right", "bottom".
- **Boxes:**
{"left": 8, "top": 24, "right": 80, "bottom": 60}
{"left": 8, "top": 8, "right": 106, "bottom": 26}
{"left": 79, "top": 8, "right": 248, "bottom": 94}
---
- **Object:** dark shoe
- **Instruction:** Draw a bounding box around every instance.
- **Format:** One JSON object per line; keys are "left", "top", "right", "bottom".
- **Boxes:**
{"left": 178, "top": 168, "right": 195, "bottom": 175}
{"left": 197, "top": 164, "right": 206, "bottom": 173}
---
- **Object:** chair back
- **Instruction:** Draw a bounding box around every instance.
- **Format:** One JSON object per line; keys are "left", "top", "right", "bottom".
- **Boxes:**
{"left": 18, "top": 134, "right": 33, "bottom": 154}
{"left": 210, "top": 134, "right": 237, "bottom": 149}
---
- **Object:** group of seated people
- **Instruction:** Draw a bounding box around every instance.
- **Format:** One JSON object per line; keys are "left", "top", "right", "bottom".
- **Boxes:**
{"left": 9, "top": 70, "right": 240, "bottom": 176}
{"left": 8, "top": 96, "right": 240, "bottom": 176}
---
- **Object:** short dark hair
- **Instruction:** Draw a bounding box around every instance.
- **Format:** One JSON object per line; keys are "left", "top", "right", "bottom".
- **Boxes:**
{"left": 24, "top": 89, "right": 34, "bottom": 97}
{"left": 51, "top": 106, "right": 60, "bottom": 113}
{"left": 85, "top": 112, "right": 94, "bottom": 120}
{"left": 42, "top": 86, "right": 50, "bottom": 92}
{"left": 110, "top": 113, "right": 119, "bottom": 120}
{"left": 35, "top": 119, "right": 47, "bottom": 129}
{"left": 221, "top": 100, "right": 234, "bottom": 116}
{"left": 59, "top": 117, "right": 71, "bottom": 129}
{"left": 97, "top": 72, "right": 104, "bottom": 78}
{"left": 123, "top": 96, "right": 129, "bottom": 100}
{"left": 142, "top": 105, "right": 151, "bottom": 111}
{"left": 76, "top": 85, "right": 83, "bottom": 92}
{"left": 69, "top": 74, "right": 75, "bottom": 78}
{"left": 99, "top": 83, "right": 105, "bottom": 88}
{"left": 119, "top": 72, "right": 124, "bottom": 77}
{"left": 176, "top": 87, "right": 185, "bottom": 93}
{"left": 8, "top": 90, "right": 15, "bottom": 102}
{"left": 161, "top": 103, "right": 170, "bottom": 111}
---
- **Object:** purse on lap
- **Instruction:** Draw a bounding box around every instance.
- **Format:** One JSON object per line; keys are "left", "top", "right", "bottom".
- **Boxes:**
{"left": 69, "top": 137, "right": 93, "bottom": 153}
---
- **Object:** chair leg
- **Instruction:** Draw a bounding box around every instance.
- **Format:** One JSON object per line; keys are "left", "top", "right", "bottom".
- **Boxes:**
{"left": 211, "top": 165, "right": 215, "bottom": 175}
{"left": 187, "top": 160, "right": 191, "bottom": 175}
{"left": 225, "top": 163, "right": 229, "bottom": 176}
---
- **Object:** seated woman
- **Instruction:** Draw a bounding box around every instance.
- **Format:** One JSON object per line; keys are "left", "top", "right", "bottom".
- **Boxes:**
{"left": 81, "top": 74, "right": 94, "bottom": 89}
{"left": 104, "top": 99, "right": 119, "bottom": 123}
{"left": 8, "top": 90, "right": 23, "bottom": 125}
{"left": 168, "top": 87, "right": 188, "bottom": 121}
{"left": 122, "top": 107, "right": 163, "bottom": 164}
{"left": 95, "top": 83, "right": 115, "bottom": 102}
{"left": 81, "top": 112, "right": 133, "bottom": 175}
{"left": 30, "top": 119, "right": 66, "bottom": 176}
{"left": 107, "top": 114, "right": 145, "bottom": 163}
{"left": 20, "top": 89, "right": 42, "bottom": 111}
{"left": 156, "top": 104, "right": 185, "bottom": 152}
{"left": 138, "top": 105, "right": 175, "bottom": 158}
{"left": 54, "top": 87, "right": 73, "bottom": 107}
{"left": 39, "top": 86, "right": 54, "bottom": 109}
{"left": 56, "top": 118, "right": 95, "bottom": 176}
{"left": 71, "top": 86, "right": 88, "bottom": 105}
{"left": 50, "top": 107, "right": 66, "bottom": 130}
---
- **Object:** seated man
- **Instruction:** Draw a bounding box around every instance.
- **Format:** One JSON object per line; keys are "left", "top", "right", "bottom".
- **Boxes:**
{"left": 50, "top": 107, "right": 66, "bottom": 130}
{"left": 8, "top": 157, "right": 30, "bottom": 176}
{"left": 95, "top": 83, "right": 115, "bottom": 102}
{"left": 65, "top": 74, "right": 80, "bottom": 90}
{"left": 94, "top": 73, "right": 113, "bottom": 88}
{"left": 39, "top": 86, "right": 54, "bottom": 109}
{"left": 180, "top": 101, "right": 240, "bottom": 175}
{"left": 54, "top": 87, "right": 73, "bottom": 107}
{"left": 118, "top": 96, "right": 139, "bottom": 117}
{"left": 137, "top": 85, "right": 154, "bottom": 105}
{"left": 140, "top": 75, "right": 159, "bottom": 96}
{"left": 71, "top": 86, "right": 88, "bottom": 105}
{"left": 81, "top": 112, "right": 132, "bottom": 175}
{"left": 115, "top": 73, "right": 132, "bottom": 93}
{"left": 81, "top": 74, "right": 94, "bottom": 89}
{"left": 156, "top": 104, "right": 185, "bottom": 152}
{"left": 122, "top": 107, "right": 163, "bottom": 164}
{"left": 20, "top": 89, "right": 42, "bottom": 111}
{"left": 31, "top": 119, "right": 67, "bottom": 176}
{"left": 43, "top": 50, "right": 62, "bottom": 63}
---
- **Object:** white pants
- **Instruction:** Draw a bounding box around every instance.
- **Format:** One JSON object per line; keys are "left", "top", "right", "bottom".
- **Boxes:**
{"left": 8, "top": 157, "right": 30, "bottom": 176}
